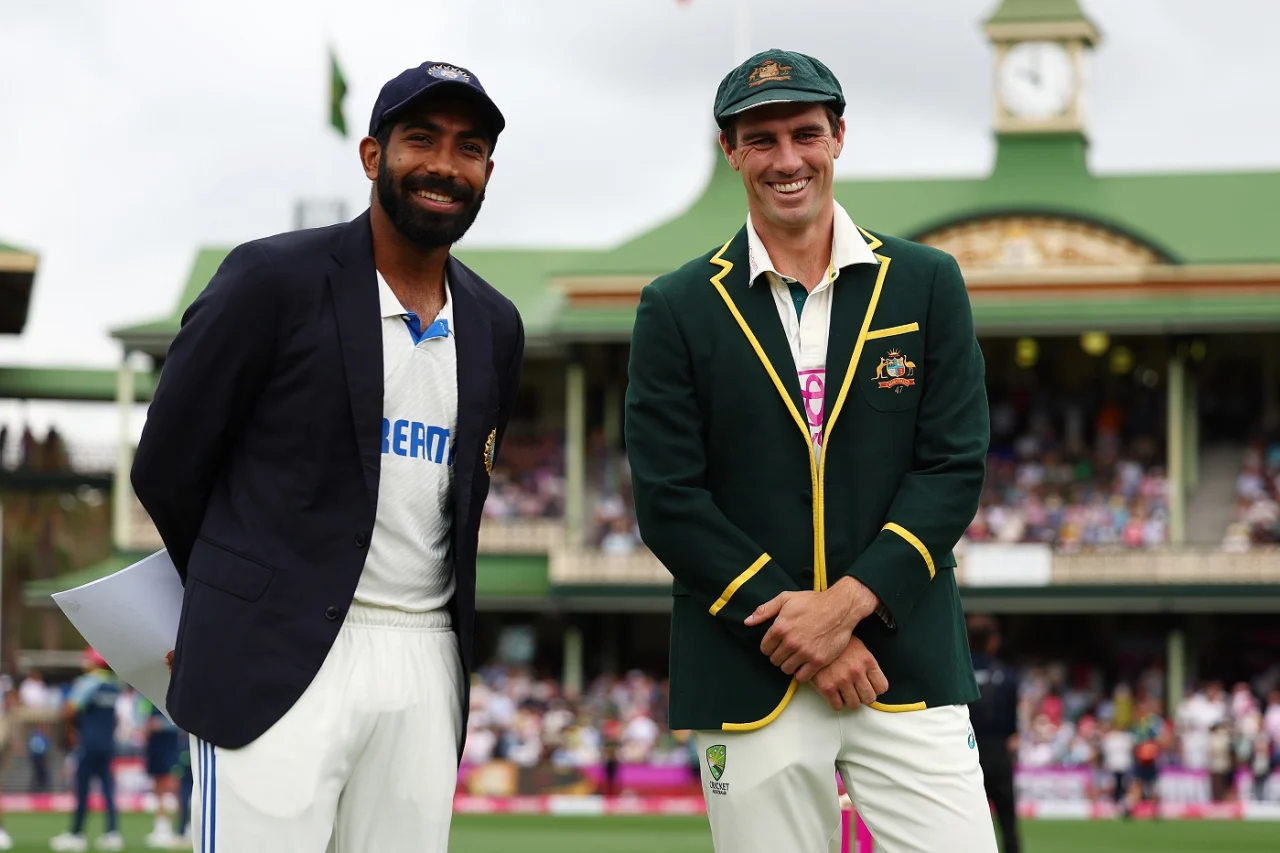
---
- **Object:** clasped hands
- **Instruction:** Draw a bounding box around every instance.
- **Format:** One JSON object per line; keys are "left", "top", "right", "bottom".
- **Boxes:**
{"left": 744, "top": 577, "right": 889, "bottom": 711}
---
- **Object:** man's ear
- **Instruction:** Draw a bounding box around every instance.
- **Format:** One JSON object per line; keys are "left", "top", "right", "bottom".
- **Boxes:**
{"left": 718, "top": 131, "right": 741, "bottom": 171}
{"left": 360, "top": 136, "right": 382, "bottom": 181}
{"left": 832, "top": 117, "right": 846, "bottom": 160}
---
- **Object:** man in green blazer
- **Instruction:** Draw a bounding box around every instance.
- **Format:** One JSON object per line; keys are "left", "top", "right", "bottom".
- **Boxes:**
{"left": 625, "top": 49, "right": 998, "bottom": 852}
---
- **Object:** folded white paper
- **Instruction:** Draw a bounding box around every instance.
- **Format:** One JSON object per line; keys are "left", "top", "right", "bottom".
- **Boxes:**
{"left": 52, "top": 549, "right": 183, "bottom": 722}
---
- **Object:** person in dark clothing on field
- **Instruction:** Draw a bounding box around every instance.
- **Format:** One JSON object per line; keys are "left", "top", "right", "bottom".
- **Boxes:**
{"left": 968, "top": 615, "right": 1021, "bottom": 853}
{"left": 50, "top": 648, "right": 124, "bottom": 852}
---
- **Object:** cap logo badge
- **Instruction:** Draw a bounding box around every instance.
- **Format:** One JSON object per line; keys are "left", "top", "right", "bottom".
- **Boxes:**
{"left": 747, "top": 59, "right": 792, "bottom": 87}
{"left": 428, "top": 64, "right": 470, "bottom": 82}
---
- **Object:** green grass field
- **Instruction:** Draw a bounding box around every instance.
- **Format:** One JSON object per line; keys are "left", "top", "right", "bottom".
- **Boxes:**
{"left": 2, "top": 813, "right": 1276, "bottom": 851}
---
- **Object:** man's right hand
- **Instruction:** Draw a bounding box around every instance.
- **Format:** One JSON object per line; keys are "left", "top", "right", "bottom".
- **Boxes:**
{"left": 811, "top": 635, "right": 889, "bottom": 711}
{"left": 165, "top": 650, "right": 174, "bottom": 672}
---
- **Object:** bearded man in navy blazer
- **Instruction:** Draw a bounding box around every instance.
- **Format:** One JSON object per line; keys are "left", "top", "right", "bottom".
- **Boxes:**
{"left": 131, "top": 61, "right": 523, "bottom": 853}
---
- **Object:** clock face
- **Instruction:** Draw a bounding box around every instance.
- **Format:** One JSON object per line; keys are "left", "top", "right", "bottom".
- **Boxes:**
{"left": 998, "top": 40, "right": 1076, "bottom": 119}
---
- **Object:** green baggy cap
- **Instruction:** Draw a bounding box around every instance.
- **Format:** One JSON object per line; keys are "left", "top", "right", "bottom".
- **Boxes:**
{"left": 713, "top": 49, "right": 845, "bottom": 127}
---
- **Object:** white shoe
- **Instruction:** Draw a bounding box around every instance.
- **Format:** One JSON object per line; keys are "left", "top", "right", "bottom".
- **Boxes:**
{"left": 0, "top": 827, "right": 13, "bottom": 850}
{"left": 95, "top": 832, "right": 125, "bottom": 852}
{"left": 50, "top": 834, "right": 89, "bottom": 853}
{"left": 146, "top": 820, "right": 174, "bottom": 848}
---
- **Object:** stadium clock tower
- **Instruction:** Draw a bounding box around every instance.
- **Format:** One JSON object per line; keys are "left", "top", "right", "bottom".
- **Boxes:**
{"left": 984, "top": 0, "right": 1100, "bottom": 137}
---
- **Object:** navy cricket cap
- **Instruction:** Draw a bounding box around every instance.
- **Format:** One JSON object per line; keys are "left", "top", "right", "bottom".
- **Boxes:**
{"left": 368, "top": 61, "right": 506, "bottom": 147}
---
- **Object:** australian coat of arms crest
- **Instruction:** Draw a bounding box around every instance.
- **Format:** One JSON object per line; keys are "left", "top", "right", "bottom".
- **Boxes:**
{"left": 747, "top": 59, "right": 792, "bottom": 87}
{"left": 874, "top": 349, "right": 916, "bottom": 393}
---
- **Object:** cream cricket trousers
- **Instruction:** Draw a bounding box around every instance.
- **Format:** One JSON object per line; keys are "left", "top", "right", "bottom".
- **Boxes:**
{"left": 191, "top": 603, "right": 463, "bottom": 853}
{"left": 693, "top": 683, "right": 998, "bottom": 853}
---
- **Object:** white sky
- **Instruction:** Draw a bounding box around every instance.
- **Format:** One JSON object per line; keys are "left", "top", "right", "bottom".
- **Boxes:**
{"left": 2, "top": 0, "right": 1279, "bottom": 446}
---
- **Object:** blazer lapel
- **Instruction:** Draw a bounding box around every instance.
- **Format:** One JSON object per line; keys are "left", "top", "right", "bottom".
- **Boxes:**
{"left": 823, "top": 227, "right": 891, "bottom": 445}
{"left": 708, "top": 228, "right": 806, "bottom": 440}
{"left": 328, "top": 211, "right": 383, "bottom": 511}
{"left": 447, "top": 256, "right": 494, "bottom": 542}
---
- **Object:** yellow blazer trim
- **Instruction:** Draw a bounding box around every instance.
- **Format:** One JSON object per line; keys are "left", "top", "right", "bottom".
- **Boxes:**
{"left": 857, "top": 225, "right": 884, "bottom": 252}
{"left": 816, "top": 251, "right": 893, "bottom": 591}
{"left": 710, "top": 240, "right": 823, "bottom": 595}
{"left": 709, "top": 553, "right": 772, "bottom": 616}
{"left": 883, "top": 522, "right": 936, "bottom": 579}
{"left": 722, "top": 680, "right": 798, "bottom": 731}
{"left": 869, "top": 700, "right": 928, "bottom": 713}
{"left": 865, "top": 321, "right": 919, "bottom": 341}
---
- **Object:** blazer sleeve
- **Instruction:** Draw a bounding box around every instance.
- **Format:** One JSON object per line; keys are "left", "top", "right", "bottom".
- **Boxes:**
{"left": 130, "top": 242, "right": 280, "bottom": 579}
{"left": 625, "top": 283, "right": 803, "bottom": 651}
{"left": 844, "top": 253, "right": 989, "bottom": 626}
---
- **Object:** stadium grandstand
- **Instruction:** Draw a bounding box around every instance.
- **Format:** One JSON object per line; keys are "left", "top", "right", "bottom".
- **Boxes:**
{"left": 2, "top": 1, "right": 1279, "bottom": 844}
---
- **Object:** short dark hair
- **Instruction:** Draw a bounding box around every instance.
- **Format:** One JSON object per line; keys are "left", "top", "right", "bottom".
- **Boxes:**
{"left": 722, "top": 104, "right": 841, "bottom": 149}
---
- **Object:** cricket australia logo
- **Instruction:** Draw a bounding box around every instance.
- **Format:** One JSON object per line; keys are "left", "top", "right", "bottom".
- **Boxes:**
{"left": 706, "top": 744, "right": 729, "bottom": 795}
{"left": 873, "top": 349, "right": 916, "bottom": 393}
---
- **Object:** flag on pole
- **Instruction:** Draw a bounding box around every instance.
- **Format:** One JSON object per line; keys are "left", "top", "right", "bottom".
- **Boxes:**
{"left": 329, "top": 47, "right": 348, "bottom": 137}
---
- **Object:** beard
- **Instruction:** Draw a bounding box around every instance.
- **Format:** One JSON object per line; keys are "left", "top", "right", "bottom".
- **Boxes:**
{"left": 377, "top": 160, "right": 486, "bottom": 250}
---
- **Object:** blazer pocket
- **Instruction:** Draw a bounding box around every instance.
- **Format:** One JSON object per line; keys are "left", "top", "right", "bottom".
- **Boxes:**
{"left": 187, "top": 537, "right": 277, "bottom": 602}
{"left": 857, "top": 325, "right": 924, "bottom": 413}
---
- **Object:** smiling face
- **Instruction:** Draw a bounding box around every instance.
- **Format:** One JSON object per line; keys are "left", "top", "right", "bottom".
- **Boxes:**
{"left": 364, "top": 97, "right": 495, "bottom": 250}
{"left": 720, "top": 102, "right": 843, "bottom": 234}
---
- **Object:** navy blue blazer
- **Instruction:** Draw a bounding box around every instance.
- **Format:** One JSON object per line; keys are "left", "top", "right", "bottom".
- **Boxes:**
{"left": 131, "top": 210, "right": 524, "bottom": 752}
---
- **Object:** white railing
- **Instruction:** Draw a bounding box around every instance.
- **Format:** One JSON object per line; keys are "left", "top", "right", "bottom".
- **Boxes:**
{"left": 122, "top": 509, "right": 1280, "bottom": 587}
{"left": 1051, "top": 547, "right": 1280, "bottom": 584}
{"left": 550, "top": 549, "right": 671, "bottom": 585}
{"left": 476, "top": 518, "right": 564, "bottom": 553}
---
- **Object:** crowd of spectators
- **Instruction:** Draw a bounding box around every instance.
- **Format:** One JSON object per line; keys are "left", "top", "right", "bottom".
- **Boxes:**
{"left": 1223, "top": 439, "right": 1280, "bottom": 549}
{"left": 461, "top": 663, "right": 690, "bottom": 770}
{"left": 1014, "top": 662, "right": 1280, "bottom": 803}
{"left": 459, "top": 658, "right": 1280, "bottom": 803}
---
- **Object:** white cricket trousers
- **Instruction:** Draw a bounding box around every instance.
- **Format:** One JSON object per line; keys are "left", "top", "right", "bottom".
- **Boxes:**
{"left": 693, "top": 683, "right": 998, "bottom": 853}
{"left": 190, "top": 603, "right": 463, "bottom": 853}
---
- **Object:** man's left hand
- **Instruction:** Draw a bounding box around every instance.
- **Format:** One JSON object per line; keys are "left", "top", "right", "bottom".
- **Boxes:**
{"left": 745, "top": 577, "right": 881, "bottom": 683}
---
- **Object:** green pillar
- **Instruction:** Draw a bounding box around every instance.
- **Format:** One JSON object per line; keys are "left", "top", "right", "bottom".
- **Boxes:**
{"left": 565, "top": 360, "right": 587, "bottom": 547}
{"left": 1184, "top": 372, "right": 1199, "bottom": 492}
{"left": 1167, "top": 356, "right": 1186, "bottom": 545}
{"left": 1167, "top": 628, "right": 1186, "bottom": 719}
{"left": 563, "top": 625, "right": 584, "bottom": 697}
{"left": 112, "top": 351, "right": 137, "bottom": 550}
{"left": 603, "top": 378, "right": 622, "bottom": 492}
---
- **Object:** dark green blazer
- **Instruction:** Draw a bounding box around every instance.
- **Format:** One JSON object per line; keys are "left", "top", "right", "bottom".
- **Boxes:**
{"left": 624, "top": 224, "right": 989, "bottom": 733}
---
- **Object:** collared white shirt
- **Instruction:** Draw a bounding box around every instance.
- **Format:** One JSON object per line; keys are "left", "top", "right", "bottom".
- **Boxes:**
{"left": 748, "top": 204, "right": 892, "bottom": 624}
{"left": 746, "top": 201, "right": 879, "bottom": 463}
{"left": 354, "top": 271, "right": 458, "bottom": 612}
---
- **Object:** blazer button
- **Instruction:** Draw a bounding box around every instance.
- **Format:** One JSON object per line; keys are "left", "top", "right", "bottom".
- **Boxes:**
{"left": 325, "top": 606, "right": 340, "bottom": 620}
{"left": 355, "top": 532, "right": 368, "bottom": 547}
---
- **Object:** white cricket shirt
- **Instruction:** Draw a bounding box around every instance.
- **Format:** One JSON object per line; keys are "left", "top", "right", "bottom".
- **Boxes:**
{"left": 745, "top": 201, "right": 879, "bottom": 464}
{"left": 354, "top": 270, "right": 458, "bottom": 612}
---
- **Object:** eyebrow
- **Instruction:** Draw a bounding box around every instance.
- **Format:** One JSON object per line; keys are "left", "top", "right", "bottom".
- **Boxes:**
{"left": 402, "top": 120, "right": 489, "bottom": 144}
{"left": 742, "top": 123, "right": 828, "bottom": 142}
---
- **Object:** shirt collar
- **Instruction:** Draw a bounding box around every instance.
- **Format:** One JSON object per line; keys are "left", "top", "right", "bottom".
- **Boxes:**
{"left": 376, "top": 270, "right": 454, "bottom": 339}
{"left": 746, "top": 200, "right": 879, "bottom": 287}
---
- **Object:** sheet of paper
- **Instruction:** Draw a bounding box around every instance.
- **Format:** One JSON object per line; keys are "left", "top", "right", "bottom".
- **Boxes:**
{"left": 52, "top": 549, "right": 183, "bottom": 722}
